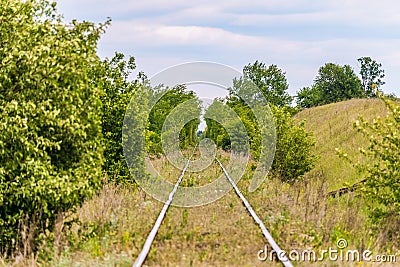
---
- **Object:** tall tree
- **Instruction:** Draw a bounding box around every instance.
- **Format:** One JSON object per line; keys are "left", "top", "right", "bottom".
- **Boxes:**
{"left": 298, "top": 63, "right": 363, "bottom": 108}
{"left": 358, "top": 56, "right": 385, "bottom": 97}
{"left": 205, "top": 59, "right": 315, "bottom": 182}
{"left": 240, "top": 61, "right": 292, "bottom": 107}
{"left": 314, "top": 63, "right": 363, "bottom": 104}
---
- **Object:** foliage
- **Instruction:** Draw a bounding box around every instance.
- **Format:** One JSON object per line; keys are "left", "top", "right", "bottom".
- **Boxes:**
{"left": 297, "top": 63, "right": 363, "bottom": 108}
{"left": 357, "top": 56, "right": 385, "bottom": 97}
{"left": 315, "top": 63, "right": 363, "bottom": 104}
{"left": 221, "top": 61, "right": 292, "bottom": 159}
{"left": 204, "top": 118, "right": 230, "bottom": 149}
{"left": 204, "top": 99, "right": 249, "bottom": 152}
{"left": 269, "top": 105, "right": 316, "bottom": 183}
{"left": 241, "top": 60, "right": 292, "bottom": 107}
{"left": 205, "top": 78, "right": 315, "bottom": 183}
{"left": 0, "top": 0, "right": 108, "bottom": 253}
{"left": 179, "top": 118, "right": 201, "bottom": 149}
{"left": 227, "top": 100, "right": 261, "bottom": 158}
{"left": 384, "top": 93, "right": 399, "bottom": 101}
{"left": 99, "top": 52, "right": 148, "bottom": 183}
{"left": 147, "top": 85, "right": 201, "bottom": 154}
{"left": 353, "top": 96, "right": 400, "bottom": 222}
{"left": 296, "top": 86, "right": 322, "bottom": 108}
{"left": 226, "top": 62, "right": 314, "bottom": 182}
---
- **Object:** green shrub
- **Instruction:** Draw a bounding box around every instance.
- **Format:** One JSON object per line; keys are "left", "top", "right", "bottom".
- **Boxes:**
{"left": 100, "top": 53, "right": 148, "bottom": 183}
{"left": 0, "top": 0, "right": 106, "bottom": 254}
{"left": 353, "top": 97, "right": 400, "bottom": 222}
{"left": 296, "top": 63, "right": 363, "bottom": 108}
{"left": 270, "top": 105, "right": 316, "bottom": 183}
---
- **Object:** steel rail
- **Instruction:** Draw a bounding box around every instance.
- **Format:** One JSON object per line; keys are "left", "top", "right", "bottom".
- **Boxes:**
{"left": 216, "top": 159, "right": 293, "bottom": 267}
{"left": 132, "top": 159, "right": 190, "bottom": 267}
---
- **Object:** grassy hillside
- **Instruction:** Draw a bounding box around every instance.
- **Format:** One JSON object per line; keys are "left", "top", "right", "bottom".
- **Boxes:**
{"left": 295, "top": 98, "right": 389, "bottom": 190}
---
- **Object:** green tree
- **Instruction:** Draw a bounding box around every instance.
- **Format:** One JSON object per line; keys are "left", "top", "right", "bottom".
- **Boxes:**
{"left": 225, "top": 61, "right": 292, "bottom": 159}
{"left": 206, "top": 66, "right": 315, "bottom": 182}
{"left": 270, "top": 105, "right": 316, "bottom": 183}
{"left": 298, "top": 63, "right": 364, "bottom": 108}
{"left": 242, "top": 61, "right": 292, "bottom": 107}
{"left": 179, "top": 118, "right": 201, "bottom": 149}
{"left": 228, "top": 100, "right": 261, "bottom": 158}
{"left": 204, "top": 117, "right": 228, "bottom": 148}
{"left": 358, "top": 56, "right": 385, "bottom": 97}
{"left": 204, "top": 99, "right": 248, "bottom": 152}
{"left": 0, "top": 0, "right": 107, "bottom": 253}
{"left": 314, "top": 63, "right": 363, "bottom": 104}
{"left": 296, "top": 86, "right": 323, "bottom": 108}
{"left": 147, "top": 85, "right": 200, "bottom": 154}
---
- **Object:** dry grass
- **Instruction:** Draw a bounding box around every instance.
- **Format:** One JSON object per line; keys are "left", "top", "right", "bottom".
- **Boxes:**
{"left": 48, "top": 155, "right": 397, "bottom": 266}
{"left": 3, "top": 158, "right": 398, "bottom": 266}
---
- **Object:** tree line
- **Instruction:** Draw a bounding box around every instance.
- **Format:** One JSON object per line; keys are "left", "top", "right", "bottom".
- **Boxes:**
{"left": 297, "top": 57, "right": 388, "bottom": 108}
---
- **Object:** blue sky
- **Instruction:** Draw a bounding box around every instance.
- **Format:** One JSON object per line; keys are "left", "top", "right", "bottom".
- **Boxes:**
{"left": 56, "top": 0, "right": 400, "bottom": 96}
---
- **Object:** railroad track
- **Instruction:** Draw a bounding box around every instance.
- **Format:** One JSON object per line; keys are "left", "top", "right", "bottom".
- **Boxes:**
{"left": 133, "top": 155, "right": 293, "bottom": 267}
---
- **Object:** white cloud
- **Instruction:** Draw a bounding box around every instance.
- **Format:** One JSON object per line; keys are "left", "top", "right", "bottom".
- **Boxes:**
{"left": 57, "top": 0, "right": 400, "bottom": 27}
{"left": 102, "top": 22, "right": 254, "bottom": 47}
{"left": 232, "top": 2, "right": 400, "bottom": 28}
{"left": 101, "top": 22, "right": 400, "bottom": 60}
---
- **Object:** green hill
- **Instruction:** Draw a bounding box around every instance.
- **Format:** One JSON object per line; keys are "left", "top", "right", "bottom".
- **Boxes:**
{"left": 295, "top": 98, "right": 389, "bottom": 190}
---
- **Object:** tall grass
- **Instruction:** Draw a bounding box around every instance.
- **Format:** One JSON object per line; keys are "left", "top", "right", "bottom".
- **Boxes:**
{"left": 295, "top": 98, "right": 388, "bottom": 189}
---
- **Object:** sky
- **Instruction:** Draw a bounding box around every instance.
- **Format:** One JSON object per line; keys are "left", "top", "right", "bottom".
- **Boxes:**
{"left": 56, "top": 0, "right": 400, "bottom": 97}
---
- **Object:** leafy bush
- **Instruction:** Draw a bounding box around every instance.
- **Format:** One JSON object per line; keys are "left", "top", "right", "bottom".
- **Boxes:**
{"left": 100, "top": 53, "right": 148, "bottom": 183}
{"left": 0, "top": 0, "right": 106, "bottom": 254}
{"left": 296, "top": 86, "right": 323, "bottom": 108}
{"left": 270, "top": 105, "right": 316, "bottom": 183}
{"left": 353, "top": 97, "right": 400, "bottom": 222}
